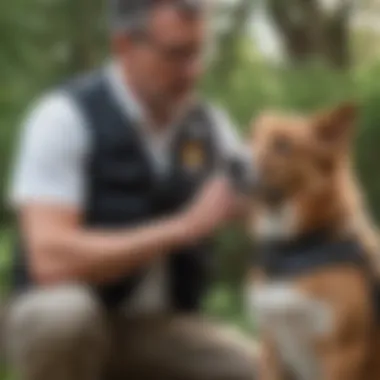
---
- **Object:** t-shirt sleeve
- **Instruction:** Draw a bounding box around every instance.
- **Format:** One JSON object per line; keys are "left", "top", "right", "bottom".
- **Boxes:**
{"left": 8, "top": 92, "right": 90, "bottom": 209}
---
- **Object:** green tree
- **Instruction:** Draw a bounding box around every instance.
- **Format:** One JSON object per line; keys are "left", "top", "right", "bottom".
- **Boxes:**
{"left": 266, "top": 0, "right": 354, "bottom": 68}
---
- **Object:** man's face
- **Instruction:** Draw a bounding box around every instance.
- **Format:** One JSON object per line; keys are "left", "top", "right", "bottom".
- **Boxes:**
{"left": 115, "top": 4, "right": 206, "bottom": 110}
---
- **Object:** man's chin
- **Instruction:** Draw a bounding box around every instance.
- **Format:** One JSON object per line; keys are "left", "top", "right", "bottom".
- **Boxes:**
{"left": 174, "top": 90, "right": 197, "bottom": 108}
{"left": 159, "top": 91, "right": 192, "bottom": 110}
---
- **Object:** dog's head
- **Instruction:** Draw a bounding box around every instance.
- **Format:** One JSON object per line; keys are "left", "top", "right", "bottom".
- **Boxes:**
{"left": 248, "top": 102, "right": 357, "bottom": 208}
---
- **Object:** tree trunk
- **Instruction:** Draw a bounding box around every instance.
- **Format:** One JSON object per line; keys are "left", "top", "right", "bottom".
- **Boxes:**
{"left": 267, "top": 0, "right": 352, "bottom": 68}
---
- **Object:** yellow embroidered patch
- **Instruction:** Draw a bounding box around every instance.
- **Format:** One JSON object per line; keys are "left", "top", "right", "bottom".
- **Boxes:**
{"left": 181, "top": 141, "right": 205, "bottom": 171}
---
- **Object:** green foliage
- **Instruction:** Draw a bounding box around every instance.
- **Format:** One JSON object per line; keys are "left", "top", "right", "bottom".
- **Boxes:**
{"left": 2, "top": 5, "right": 380, "bottom": 378}
{"left": 355, "top": 65, "right": 380, "bottom": 222}
{"left": 0, "top": 229, "right": 12, "bottom": 297}
{"left": 0, "top": 0, "right": 106, "bottom": 225}
{"left": 203, "top": 61, "right": 357, "bottom": 129}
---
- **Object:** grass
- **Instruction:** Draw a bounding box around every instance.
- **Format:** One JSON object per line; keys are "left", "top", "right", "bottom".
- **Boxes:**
{"left": 203, "top": 284, "right": 255, "bottom": 333}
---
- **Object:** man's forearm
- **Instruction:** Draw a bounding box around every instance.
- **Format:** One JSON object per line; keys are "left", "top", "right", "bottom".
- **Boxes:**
{"left": 28, "top": 215, "right": 189, "bottom": 285}
{"left": 23, "top": 176, "right": 234, "bottom": 285}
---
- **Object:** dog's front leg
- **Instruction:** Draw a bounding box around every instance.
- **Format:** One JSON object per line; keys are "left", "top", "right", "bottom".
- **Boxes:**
{"left": 246, "top": 276, "right": 290, "bottom": 380}
{"left": 316, "top": 276, "right": 373, "bottom": 380}
{"left": 319, "top": 339, "right": 368, "bottom": 380}
{"left": 258, "top": 336, "right": 288, "bottom": 380}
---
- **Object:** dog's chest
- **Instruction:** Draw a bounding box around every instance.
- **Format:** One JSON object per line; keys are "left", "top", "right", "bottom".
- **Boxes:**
{"left": 253, "top": 203, "right": 298, "bottom": 241}
{"left": 246, "top": 282, "right": 333, "bottom": 380}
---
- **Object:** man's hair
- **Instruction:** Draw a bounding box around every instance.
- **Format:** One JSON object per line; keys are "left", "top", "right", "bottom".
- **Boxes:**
{"left": 110, "top": 0, "right": 204, "bottom": 34}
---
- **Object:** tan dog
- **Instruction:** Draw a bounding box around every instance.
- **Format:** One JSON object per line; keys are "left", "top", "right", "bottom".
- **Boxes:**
{"left": 245, "top": 103, "right": 380, "bottom": 380}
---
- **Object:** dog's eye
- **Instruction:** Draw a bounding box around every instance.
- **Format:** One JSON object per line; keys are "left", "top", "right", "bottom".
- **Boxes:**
{"left": 272, "top": 137, "right": 292, "bottom": 155}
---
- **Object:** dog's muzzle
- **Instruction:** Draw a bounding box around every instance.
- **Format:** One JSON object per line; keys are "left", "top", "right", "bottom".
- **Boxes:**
{"left": 224, "top": 151, "right": 259, "bottom": 195}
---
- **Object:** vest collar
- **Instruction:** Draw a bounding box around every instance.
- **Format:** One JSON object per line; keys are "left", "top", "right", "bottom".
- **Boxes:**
{"left": 105, "top": 61, "right": 144, "bottom": 124}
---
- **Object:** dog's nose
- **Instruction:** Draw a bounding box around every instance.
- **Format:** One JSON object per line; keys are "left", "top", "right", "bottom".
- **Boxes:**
{"left": 225, "top": 149, "right": 260, "bottom": 195}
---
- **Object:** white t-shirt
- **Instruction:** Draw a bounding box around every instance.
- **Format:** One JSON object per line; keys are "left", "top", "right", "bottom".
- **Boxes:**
{"left": 8, "top": 62, "right": 244, "bottom": 314}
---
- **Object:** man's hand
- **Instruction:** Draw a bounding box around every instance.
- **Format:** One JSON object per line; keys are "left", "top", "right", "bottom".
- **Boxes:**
{"left": 177, "top": 176, "right": 241, "bottom": 243}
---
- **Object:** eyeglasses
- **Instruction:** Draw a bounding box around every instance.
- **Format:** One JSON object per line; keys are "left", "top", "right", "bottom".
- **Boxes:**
{"left": 138, "top": 34, "right": 203, "bottom": 66}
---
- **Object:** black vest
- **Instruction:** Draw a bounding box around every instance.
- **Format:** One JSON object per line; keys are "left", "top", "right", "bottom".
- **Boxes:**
{"left": 13, "top": 71, "right": 221, "bottom": 310}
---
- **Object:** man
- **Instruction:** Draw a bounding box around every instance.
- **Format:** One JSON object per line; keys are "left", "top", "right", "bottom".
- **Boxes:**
{"left": 6, "top": 1, "right": 257, "bottom": 380}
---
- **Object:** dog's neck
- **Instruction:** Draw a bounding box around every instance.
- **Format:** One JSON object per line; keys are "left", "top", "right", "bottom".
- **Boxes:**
{"left": 252, "top": 179, "right": 353, "bottom": 244}
{"left": 250, "top": 165, "right": 380, "bottom": 270}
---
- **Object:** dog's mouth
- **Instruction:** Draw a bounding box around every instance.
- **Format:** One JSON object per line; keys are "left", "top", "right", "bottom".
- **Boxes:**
{"left": 224, "top": 154, "right": 293, "bottom": 208}
{"left": 258, "top": 185, "right": 287, "bottom": 208}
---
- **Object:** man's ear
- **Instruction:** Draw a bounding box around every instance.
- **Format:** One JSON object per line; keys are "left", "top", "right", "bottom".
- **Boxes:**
{"left": 313, "top": 102, "right": 358, "bottom": 144}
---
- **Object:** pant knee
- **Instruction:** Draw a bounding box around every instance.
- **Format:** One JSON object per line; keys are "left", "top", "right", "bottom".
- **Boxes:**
{"left": 196, "top": 326, "right": 259, "bottom": 380}
{"left": 6, "top": 284, "right": 108, "bottom": 362}
{"left": 221, "top": 354, "right": 258, "bottom": 380}
{"left": 194, "top": 347, "right": 257, "bottom": 380}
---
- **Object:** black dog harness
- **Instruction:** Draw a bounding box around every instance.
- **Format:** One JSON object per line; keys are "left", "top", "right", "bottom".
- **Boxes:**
{"left": 255, "top": 230, "right": 367, "bottom": 279}
{"left": 253, "top": 229, "right": 380, "bottom": 319}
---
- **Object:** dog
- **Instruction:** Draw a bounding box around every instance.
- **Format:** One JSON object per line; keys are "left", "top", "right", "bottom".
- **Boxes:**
{"left": 245, "top": 103, "right": 380, "bottom": 380}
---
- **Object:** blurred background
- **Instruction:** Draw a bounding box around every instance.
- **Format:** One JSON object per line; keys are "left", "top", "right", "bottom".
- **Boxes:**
{"left": 1, "top": 0, "right": 380, "bottom": 334}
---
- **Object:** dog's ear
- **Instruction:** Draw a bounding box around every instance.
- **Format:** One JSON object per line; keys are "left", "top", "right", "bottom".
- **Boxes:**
{"left": 313, "top": 102, "right": 358, "bottom": 144}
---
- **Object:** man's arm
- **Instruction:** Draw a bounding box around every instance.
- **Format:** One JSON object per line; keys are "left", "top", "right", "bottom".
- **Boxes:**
{"left": 10, "top": 94, "right": 236, "bottom": 285}
{"left": 20, "top": 204, "right": 186, "bottom": 284}
{"left": 20, "top": 176, "right": 232, "bottom": 285}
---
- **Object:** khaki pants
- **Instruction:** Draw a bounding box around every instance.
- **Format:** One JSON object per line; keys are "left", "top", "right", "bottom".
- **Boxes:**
{"left": 4, "top": 285, "right": 258, "bottom": 380}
